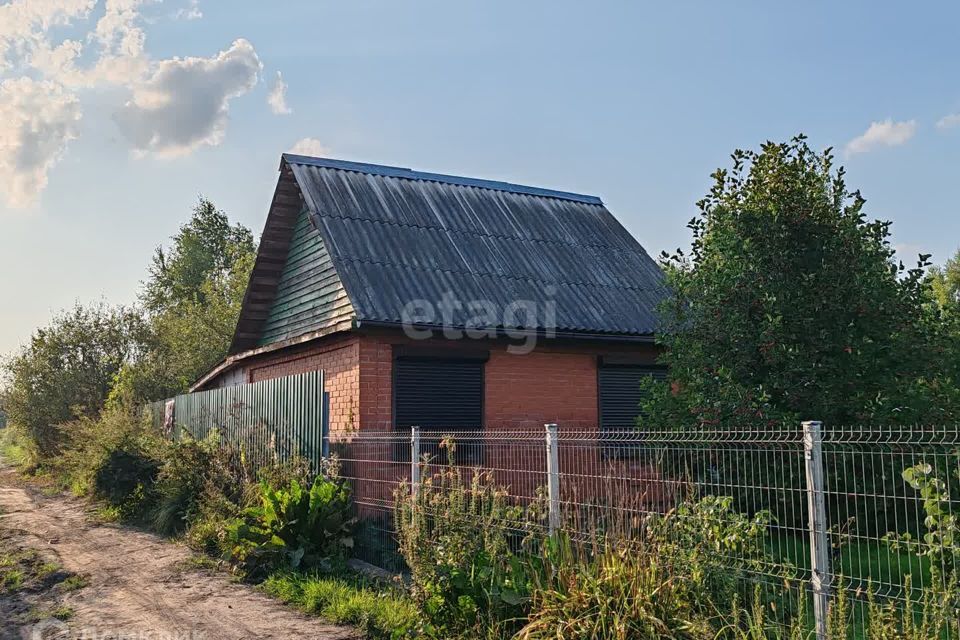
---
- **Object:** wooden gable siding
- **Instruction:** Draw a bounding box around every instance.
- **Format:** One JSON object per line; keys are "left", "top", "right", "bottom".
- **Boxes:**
{"left": 258, "top": 207, "right": 354, "bottom": 347}
{"left": 229, "top": 164, "right": 304, "bottom": 353}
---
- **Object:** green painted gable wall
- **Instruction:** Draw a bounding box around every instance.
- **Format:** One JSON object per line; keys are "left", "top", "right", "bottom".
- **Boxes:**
{"left": 258, "top": 208, "right": 355, "bottom": 346}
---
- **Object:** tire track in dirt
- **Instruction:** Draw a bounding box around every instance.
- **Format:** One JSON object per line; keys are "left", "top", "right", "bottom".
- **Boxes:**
{"left": 0, "top": 467, "right": 358, "bottom": 640}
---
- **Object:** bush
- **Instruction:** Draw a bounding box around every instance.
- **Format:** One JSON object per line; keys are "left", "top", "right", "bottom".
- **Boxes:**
{"left": 45, "top": 405, "right": 163, "bottom": 518}
{"left": 394, "top": 440, "right": 529, "bottom": 638}
{"left": 222, "top": 474, "right": 356, "bottom": 579}
{"left": 150, "top": 436, "right": 219, "bottom": 535}
{"left": 647, "top": 495, "right": 793, "bottom": 617}
{"left": 0, "top": 425, "right": 35, "bottom": 470}
{"left": 92, "top": 442, "right": 160, "bottom": 517}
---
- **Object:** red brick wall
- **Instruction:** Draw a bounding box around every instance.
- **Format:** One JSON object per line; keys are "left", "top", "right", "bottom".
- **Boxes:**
{"left": 210, "top": 330, "right": 665, "bottom": 517}
{"left": 484, "top": 349, "right": 599, "bottom": 428}
{"left": 358, "top": 337, "right": 393, "bottom": 430}
{"left": 225, "top": 331, "right": 659, "bottom": 434}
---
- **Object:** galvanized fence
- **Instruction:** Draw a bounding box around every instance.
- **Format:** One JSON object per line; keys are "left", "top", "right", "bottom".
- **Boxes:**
{"left": 150, "top": 371, "right": 327, "bottom": 473}
{"left": 333, "top": 423, "right": 960, "bottom": 638}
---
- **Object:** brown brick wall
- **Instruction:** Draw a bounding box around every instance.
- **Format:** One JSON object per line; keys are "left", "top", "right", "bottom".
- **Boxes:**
{"left": 211, "top": 331, "right": 664, "bottom": 514}
{"left": 358, "top": 337, "right": 393, "bottom": 430}
{"left": 484, "top": 349, "right": 600, "bottom": 428}
{"left": 245, "top": 335, "right": 360, "bottom": 436}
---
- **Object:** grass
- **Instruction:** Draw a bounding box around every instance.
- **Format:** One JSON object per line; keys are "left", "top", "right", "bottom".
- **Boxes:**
{"left": 58, "top": 574, "right": 89, "bottom": 592}
{"left": 261, "top": 569, "right": 421, "bottom": 639}
{"left": 176, "top": 554, "right": 221, "bottom": 573}
{"left": 770, "top": 535, "right": 931, "bottom": 591}
{"left": 0, "top": 428, "right": 31, "bottom": 467}
{"left": 2, "top": 568, "right": 25, "bottom": 592}
{"left": 93, "top": 504, "right": 123, "bottom": 522}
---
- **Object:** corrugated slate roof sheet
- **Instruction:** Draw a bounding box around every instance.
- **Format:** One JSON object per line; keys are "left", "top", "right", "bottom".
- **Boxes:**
{"left": 284, "top": 154, "right": 668, "bottom": 337}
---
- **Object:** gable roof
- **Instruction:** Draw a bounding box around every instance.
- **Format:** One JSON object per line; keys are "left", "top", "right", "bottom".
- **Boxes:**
{"left": 229, "top": 155, "right": 668, "bottom": 355}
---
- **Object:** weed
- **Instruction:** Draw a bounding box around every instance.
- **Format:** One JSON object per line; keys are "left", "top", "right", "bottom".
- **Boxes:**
{"left": 222, "top": 475, "right": 355, "bottom": 579}
{"left": 58, "top": 574, "right": 89, "bottom": 592}
{"left": 2, "top": 568, "right": 25, "bottom": 592}
{"left": 51, "top": 605, "right": 74, "bottom": 620}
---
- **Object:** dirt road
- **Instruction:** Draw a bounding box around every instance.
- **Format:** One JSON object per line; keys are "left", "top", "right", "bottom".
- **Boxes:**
{"left": 0, "top": 466, "right": 358, "bottom": 640}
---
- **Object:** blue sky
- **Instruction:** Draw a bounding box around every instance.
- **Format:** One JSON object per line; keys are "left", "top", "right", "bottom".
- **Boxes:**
{"left": 2, "top": 1, "right": 959, "bottom": 355}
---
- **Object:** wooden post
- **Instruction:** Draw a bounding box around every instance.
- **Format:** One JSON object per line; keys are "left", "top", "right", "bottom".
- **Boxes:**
{"left": 803, "top": 420, "right": 831, "bottom": 640}
{"left": 545, "top": 423, "right": 561, "bottom": 535}
{"left": 411, "top": 426, "right": 421, "bottom": 499}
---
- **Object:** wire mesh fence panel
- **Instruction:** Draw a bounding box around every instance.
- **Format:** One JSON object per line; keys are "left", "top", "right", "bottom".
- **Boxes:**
{"left": 334, "top": 423, "right": 958, "bottom": 638}
{"left": 820, "top": 425, "right": 960, "bottom": 638}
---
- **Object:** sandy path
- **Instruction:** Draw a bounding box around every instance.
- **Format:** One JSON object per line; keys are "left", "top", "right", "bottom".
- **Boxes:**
{"left": 0, "top": 467, "right": 358, "bottom": 640}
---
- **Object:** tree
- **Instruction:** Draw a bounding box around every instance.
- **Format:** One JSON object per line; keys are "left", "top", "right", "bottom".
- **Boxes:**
{"left": 642, "top": 136, "right": 960, "bottom": 431}
{"left": 3, "top": 303, "right": 140, "bottom": 457}
{"left": 928, "top": 248, "right": 960, "bottom": 315}
{"left": 143, "top": 196, "right": 256, "bottom": 313}
{"left": 113, "top": 197, "right": 256, "bottom": 403}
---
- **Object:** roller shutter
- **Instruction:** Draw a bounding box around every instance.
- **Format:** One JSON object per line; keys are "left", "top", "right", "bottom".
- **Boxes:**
{"left": 394, "top": 358, "right": 484, "bottom": 430}
{"left": 598, "top": 365, "right": 667, "bottom": 432}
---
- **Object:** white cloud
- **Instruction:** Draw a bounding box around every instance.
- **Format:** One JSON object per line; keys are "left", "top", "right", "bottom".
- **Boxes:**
{"left": 267, "top": 70, "right": 291, "bottom": 115}
{"left": 0, "top": 0, "right": 96, "bottom": 70}
{"left": 289, "top": 137, "right": 330, "bottom": 157}
{"left": 845, "top": 119, "right": 917, "bottom": 155}
{"left": 113, "top": 39, "right": 262, "bottom": 157}
{"left": 936, "top": 113, "right": 960, "bottom": 130}
{"left": 0, "top": 77, "right": 81, "bottom": 208}
{"left": 174, "top": 0, "right": 202, "bottom": 20}
{"left": 0, "top": 0, "right": 265, "bottom": 208}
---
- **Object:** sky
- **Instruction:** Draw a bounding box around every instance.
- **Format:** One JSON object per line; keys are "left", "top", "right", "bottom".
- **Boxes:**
{"left": 2, "top": 1, "right": 959, "bottom": 356}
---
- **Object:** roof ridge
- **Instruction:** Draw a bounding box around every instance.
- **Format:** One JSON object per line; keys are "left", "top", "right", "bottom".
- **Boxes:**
{"left": 283, "top": 154, "right": 603, "bottom": 205}
{"left": 308, "top": 211, "right": 644, "bottom": 254}
{"left": 331, "top": 254, "right": 666, "bottom": 294}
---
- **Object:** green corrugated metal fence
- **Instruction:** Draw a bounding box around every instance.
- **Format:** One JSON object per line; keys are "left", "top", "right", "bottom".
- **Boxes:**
{"left": 157, "top": 370, "right": 326, "bottom": 472}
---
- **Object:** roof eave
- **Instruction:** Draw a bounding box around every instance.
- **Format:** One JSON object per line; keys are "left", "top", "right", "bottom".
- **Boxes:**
{"left": 190, "top": 319, "right": 356, "bottom": 392}
{"left": 353, "top": 319, "right": 657, "bottom": 343}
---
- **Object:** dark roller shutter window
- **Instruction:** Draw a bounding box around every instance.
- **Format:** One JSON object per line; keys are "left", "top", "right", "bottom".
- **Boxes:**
{"left": 598, "top": 365, "right": 667, "bottom": 433}
{"left": 394, "top": 357, "right": 484, "bottom": 464}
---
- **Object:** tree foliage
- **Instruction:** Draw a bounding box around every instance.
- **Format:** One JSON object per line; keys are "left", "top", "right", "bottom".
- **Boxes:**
{"left": 143, "top": 196, "right": 256, "bottom": 314}
{"left": 2, "top": 303, "right": 141, "bottom": 457}
{"left": 114, "top": 196, "right": 256, "bottom": 403}
{"left": 642, "top": 136, "right": 960, "bottom": 430}
{"left": 928, "top": 247, "right": 960, "bottom": 315}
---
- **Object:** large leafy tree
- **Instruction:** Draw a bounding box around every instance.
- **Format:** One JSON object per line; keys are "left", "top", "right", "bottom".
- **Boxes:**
{"left": 114, "top": 197, "right": 256, "bottom": 402}
{"left": 3, "top": 303, "right": 141, "bottom": 457}
{"left": 642, "top": 136, "right": 960, "bottom": 430}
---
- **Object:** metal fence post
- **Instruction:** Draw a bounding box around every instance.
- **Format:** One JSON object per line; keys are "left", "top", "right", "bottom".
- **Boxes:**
{"left": 803, "top": 420, "right": 831, "bottom": 640}
{"left": 411, "top": 425, "right": 421, "bottom": 499}
{"left": 545, "top": 423, "right": 561, "bottom": 535}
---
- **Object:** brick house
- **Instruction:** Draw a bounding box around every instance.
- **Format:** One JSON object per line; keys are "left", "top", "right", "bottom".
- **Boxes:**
{"left": 193, "top": 155, "right": 669, "bottom": 509}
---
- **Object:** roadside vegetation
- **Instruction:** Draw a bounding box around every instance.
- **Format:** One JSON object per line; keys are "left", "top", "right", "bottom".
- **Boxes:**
{"left": 1, "top": 136, "right": 958, "bottom": 638}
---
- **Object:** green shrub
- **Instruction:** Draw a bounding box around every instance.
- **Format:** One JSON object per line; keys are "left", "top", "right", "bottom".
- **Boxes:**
{"left": 150, "top": 436, "right": 218, "bottom": 535}
{"left": 395, "top": 440, "right": 529, "bottom": 638}
{"left": 647, "top": 495, "right": 794, "bottom": 619}
{"left": 0, "top": 425, "right": 35, "bottom": 470}
{"left": 92, "top": 443, "right": 160, "bottom": 516}
{"left": 222, "top": 474, "right": 356, "bottom": 579}
{"left": 38, "top": 405, "right": 160, "bottom": 506}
